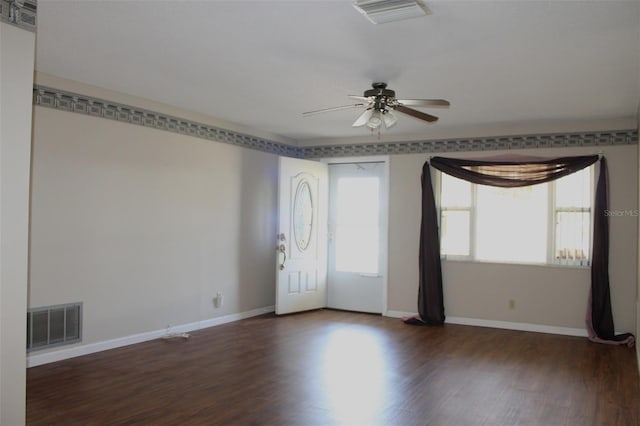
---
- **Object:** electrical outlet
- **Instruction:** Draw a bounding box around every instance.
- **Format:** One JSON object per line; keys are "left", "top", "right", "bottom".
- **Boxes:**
{"left": 508, "top": 299, "right": 515, "bottom": 310}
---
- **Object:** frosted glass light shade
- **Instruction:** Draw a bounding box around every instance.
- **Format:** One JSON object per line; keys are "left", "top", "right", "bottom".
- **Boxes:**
{"left": 366, "top": 110, "right": 383, "bottom": 129}
{"left": 353, "top": 109, "right": 374, "bottom": 127}
{"left": 383, "top": 110, "right": 398, "bottom": 129}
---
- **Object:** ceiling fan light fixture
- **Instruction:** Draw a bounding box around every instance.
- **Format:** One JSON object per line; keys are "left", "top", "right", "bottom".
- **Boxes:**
{"left": 352, "top": 108, "right": 374, "bottom": 127}
{"left": 303, "top": 82, "right": 450, "bottom": 135}
{"left": 366, "top": 110, "right": 384, "bottom": 129}
{"left": 382, "top": 110, "right": 398, "bottom": 129}
{"left": 353, "top": 0, "right": 430, "bottom": 25}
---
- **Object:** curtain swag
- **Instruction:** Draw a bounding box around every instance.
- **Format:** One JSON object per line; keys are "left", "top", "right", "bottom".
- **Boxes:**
{"left": 405, "top": 154, "right": 634, "bottom": 347}
{"left": 430, "top": 155, "right": 598, "bottom": 187}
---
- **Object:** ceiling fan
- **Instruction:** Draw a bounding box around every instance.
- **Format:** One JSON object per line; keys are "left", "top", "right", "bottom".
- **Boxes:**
{"left": 303, "top": 82, "right": 450, "bottom": 131}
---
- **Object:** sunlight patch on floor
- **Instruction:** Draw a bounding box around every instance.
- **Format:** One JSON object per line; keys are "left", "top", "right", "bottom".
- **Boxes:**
{"left": 320, "top": 327, "right": 389, "bottom": 423}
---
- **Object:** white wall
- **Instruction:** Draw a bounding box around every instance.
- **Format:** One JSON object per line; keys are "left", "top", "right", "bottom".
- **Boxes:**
{"left": 29, "top": 93, "right": 278, "bottom": 352}
{"left": 388, "top": 145, "right": 638, "bottom": 333}
{"left": 0, "top": 22, "right": 35, "bottom": 426}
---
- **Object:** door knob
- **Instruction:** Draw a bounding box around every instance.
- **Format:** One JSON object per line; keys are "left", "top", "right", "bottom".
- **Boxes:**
{"left": 278, "top": 243, "right": 287, "bottom": 271}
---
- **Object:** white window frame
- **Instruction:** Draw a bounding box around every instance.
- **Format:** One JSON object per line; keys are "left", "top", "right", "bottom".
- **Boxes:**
{"left": 549, "top": 167, "right": 594, "bottom": 266}
{"left": 436, "top": 166, "right": 594, "bottom": 267}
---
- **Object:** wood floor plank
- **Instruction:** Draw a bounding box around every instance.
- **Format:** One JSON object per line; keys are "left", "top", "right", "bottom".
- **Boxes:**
{"left": 26, "top": 309, "right": 640, "bottom": 425}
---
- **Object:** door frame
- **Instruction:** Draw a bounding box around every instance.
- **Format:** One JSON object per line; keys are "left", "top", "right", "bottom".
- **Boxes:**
{"left": 321, "top": 156, "right": 390, "bottom": 316}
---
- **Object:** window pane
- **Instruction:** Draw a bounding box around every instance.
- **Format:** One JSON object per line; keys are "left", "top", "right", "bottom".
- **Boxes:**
{"left": 441, "top": 174, "right": 471, "bottom": 207}
{"left": 441, "top": 210, "right": 470, "bottom": 256}
{"left": 556, "top": 167, "right": 591, "bottom": 208}
{"left": 335, "top": 177, "right": 379, "bottom": 274}
{"left": 555, "top": 211, "right": 590, "bottom": 264}
{"left": 476, "top": 184, "right": 548, "bottom": 263}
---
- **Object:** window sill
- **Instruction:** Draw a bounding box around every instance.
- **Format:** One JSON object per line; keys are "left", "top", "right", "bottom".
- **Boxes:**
{"left": 441, "top": 257, "right": 591, "bottom": 270}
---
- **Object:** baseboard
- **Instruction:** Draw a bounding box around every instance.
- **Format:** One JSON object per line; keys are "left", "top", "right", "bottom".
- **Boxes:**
{"left": 27, "top": 307, "right": 619, "bottom": 367}
{"left": 385, "top": 311, "right": 589, "bottom": 337}
{"left": 27, "top": 305, "right": 275, "bottom": 367}
{"left": 445, "top": 316, "right": 589, "bottom": 337}
{"left": 385, "top": 310, "right": 416, "bottom": 318}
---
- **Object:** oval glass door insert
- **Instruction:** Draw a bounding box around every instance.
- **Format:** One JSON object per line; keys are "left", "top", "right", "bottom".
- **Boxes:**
{"left": 293, "top": 180, "right": 313, "bottom": 251}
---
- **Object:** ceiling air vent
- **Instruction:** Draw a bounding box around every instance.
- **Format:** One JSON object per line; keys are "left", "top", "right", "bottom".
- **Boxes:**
{"left": 353, "top": 0, "right": 430, "bottom": 25}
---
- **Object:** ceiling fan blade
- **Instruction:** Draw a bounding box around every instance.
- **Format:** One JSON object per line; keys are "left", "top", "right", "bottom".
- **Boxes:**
{"left": 352, "top": 108, "right": 373, "bottom": 127}
{"left": 348, "top": 95, "right": 370, "bottom": 101}
{"left": 303, "top": 103, "right": 365, "bottom": 116}
{"left": 396, "top": 99, "right": 450, "bottom": 108}
{"left": 395, "top": 105, "right": 439, "bottom": 123}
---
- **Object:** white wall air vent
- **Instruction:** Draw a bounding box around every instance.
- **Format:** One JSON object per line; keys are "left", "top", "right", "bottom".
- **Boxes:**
{"left": 353, "top": 0, "right": 430, "bottom": 25}
{"left": 0, "top": 0, "right": 37, "bottom": 30}
{"left": 27, "top": 303, "right": 82, "bottom": 352}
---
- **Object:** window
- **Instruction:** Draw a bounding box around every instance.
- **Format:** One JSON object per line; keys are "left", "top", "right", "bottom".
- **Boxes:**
{"left": 439, "top": 167, "right": 592, "bottom": 266}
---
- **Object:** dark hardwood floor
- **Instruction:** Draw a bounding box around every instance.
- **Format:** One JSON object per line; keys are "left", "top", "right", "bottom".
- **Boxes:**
{"left": 27, "top": 309, "right": 639, "bottom": 425}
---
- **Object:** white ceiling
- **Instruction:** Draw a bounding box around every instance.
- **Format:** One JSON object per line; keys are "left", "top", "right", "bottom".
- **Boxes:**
{"left": 36, "top": 0, "right": 640, "bottom": 145}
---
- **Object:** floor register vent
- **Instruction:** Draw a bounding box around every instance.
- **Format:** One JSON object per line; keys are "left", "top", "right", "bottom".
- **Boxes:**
{"left": 27, "top": 303, "right": 82, "bottom": 352}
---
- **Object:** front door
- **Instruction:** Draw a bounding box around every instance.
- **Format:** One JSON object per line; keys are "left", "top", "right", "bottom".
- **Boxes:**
{"left": 275, "top": 157, "right": 328, "bottom": 315}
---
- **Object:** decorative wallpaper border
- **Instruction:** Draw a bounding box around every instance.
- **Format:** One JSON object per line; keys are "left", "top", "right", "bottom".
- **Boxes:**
{"left": 33, "top": 86, "right": 304, "bottom": 158}
{"left": 33, "top": 85, "right": 638, "bottom": 159}
{"left": 0, "top": 0, "right": 36, "bottom": 32}
{"left": 303, "top": 130, "right": 638, "bottom": 158}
